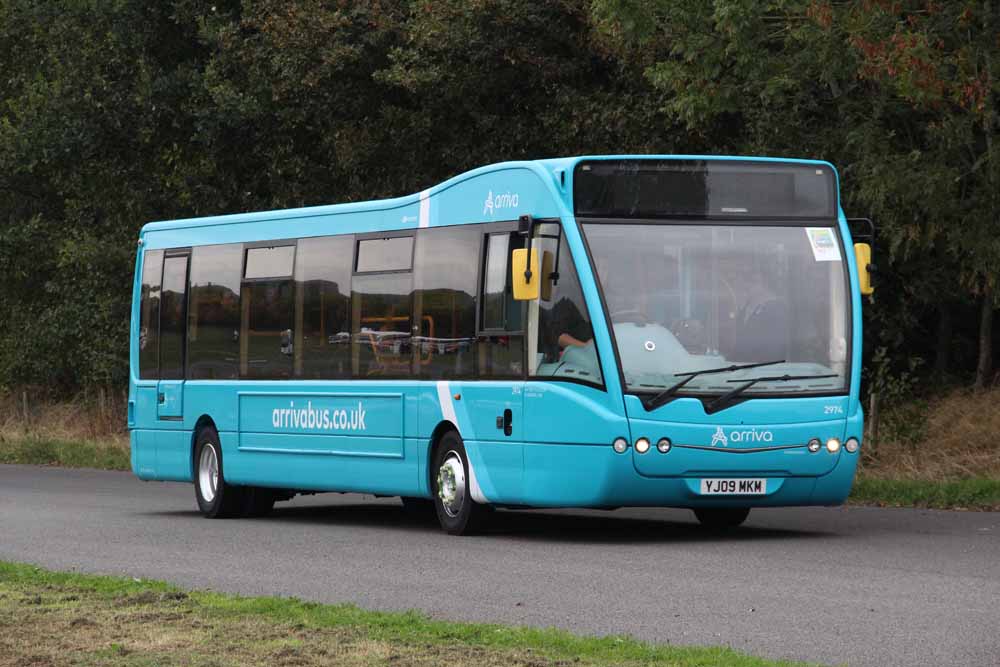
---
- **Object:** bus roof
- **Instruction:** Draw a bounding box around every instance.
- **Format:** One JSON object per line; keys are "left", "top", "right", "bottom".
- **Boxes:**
{"left": 139, "top": 155, "right": 837, "bottom": 236}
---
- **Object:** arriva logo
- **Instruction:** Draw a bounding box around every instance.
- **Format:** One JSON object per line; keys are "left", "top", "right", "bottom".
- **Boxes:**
{"left": 483, "top": 190, "right": 519, "bottom": 217}
{"left": 710, "top": 427, "right": 774, "bottom": 446}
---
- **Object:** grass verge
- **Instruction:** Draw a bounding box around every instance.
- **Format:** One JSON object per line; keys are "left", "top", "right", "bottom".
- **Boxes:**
{"left": 0, "top": 436, "right": 129, "bottom": 470}
{"left": 849, "top": 477, "right": 1000, "bottom": 511}
{"left": 0, "top": 561, "right": 811, "bottom": 667}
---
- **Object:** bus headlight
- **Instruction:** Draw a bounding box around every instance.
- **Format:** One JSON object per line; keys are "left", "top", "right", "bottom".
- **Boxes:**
{"left": 826, "top": 438, "right": 841, "bottom": 453}
{"left": 635, "top": 437, "right": 650, "bottom": 454}
{"left": 845, "top": 437, "right": 860, "bottom": 453}
{"left": 612, "top": 437, "right": 628, "bottom": 454}
{"left": 657, "top": 438, "right": 672, "bottom": 453}
{"left": 807, "top": 438, "right": 822, "bottom": 453}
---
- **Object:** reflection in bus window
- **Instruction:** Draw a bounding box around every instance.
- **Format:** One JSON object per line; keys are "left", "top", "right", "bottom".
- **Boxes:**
{"left": 188, "top": 244, "right": 242, "bottom": 380}
{"left": 295, "top": 236, "right": 353, "bottom": 379}
{"left": 414, "top": 226, "right": 478, "bottom": 378}
{"left": 352, "top": 272, "right": 413, "bottom": 377}
{"left": 530, "top": 228, "right": 602, "bottom": 385}
{"left": 138, "top": 250, "right": 163, "bottom": 379}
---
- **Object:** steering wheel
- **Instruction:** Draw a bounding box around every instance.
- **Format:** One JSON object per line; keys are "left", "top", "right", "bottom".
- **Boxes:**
{"left": 610, "top": 309, "right": 649, "bottom": 324}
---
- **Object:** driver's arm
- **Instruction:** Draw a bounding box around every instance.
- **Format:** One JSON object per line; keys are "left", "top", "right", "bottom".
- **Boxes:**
{"left": 558, "top": 332, "right": 591, "bottom": 349}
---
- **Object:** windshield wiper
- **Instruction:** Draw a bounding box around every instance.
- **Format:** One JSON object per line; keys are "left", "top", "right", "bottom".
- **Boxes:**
{"left": 705, "top": 373, "right": 840, "bottom": 413}
{"left": 642, "top": 359, "right": 785, "bottom": 411}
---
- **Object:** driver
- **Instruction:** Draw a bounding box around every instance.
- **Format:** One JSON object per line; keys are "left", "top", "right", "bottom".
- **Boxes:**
{"left": 542, "top": 297, "right": 593, "bottom": 357}
{"left": 727, "top": 269, "right": 788, "bottom": 362}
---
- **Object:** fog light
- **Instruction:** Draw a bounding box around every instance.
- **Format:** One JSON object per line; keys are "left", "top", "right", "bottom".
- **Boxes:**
{"left": 613, "top": 437, "right": 628, "bottom": 454}
{"left": 807, "top": 438, "right": 822, "bottom": 453}
{"left": 657, "top": 438, "right": 672, "bottom": 453}
{"left": 635, "top": 437, "right": 650, "bottom": 454}
{"left": 845, "top": 437, "right": 860, "bottom": 453}
{"left": 826, "top": 438, "right": 841, "bottom": 453}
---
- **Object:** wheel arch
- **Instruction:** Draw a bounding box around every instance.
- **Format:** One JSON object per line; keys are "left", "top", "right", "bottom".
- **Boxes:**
{"left": 190, "top": 414, "right": 218, "bottom": 480}
{"left": 426, "top": 419, "right": 459, "bottom": 496}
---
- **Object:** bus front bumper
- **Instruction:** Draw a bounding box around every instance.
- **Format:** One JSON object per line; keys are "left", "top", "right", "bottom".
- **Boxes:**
{"left": 502, "top": 441, "right": 860, "bottom": 509}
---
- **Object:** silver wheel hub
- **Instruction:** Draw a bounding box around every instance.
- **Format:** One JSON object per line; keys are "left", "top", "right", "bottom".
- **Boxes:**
{"left": 199, "top": 445, "right": 219, "bottom": 503}
{"left": 437, "top": 452, "right": 466, "bottom": 518}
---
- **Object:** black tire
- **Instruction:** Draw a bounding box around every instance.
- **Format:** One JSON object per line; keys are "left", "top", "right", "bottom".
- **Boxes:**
{"left": 693, "top": 507, "right": 751, "bottom": 529}
{"left": 194, "top": 427, "right": 246, "bottom": 518}
{"left": 431, "top": 431, "right": 490, "bottom": 535}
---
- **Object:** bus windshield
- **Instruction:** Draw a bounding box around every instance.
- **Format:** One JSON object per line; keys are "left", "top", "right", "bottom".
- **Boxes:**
{"left": 583, "top": 223, "right": 849, "bottom": 396}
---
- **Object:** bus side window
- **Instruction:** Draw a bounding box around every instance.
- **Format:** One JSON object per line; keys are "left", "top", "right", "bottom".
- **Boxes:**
{"left": 159, "top": 254, "right": 189, "bottom": 380}
{"left": 530, "top": 231, "right": 602, "bottom": 386}
{"left": 138, "top": 249, "right": 164, "bottom": 379}
{"left": 241, "top": 244, "right": 296, "bottom": 379}
{"left": 352, "top": 235, "right": 414, "bottom": 377}
{"left": 188, "top": 244, "right": 242, "bottom": 380}
{"left": 478, "top": 231, "right": 525, "bottom": 378}
{"left": 413, "top": 227, "right": 478, "bottom": 378}
{"left": 295, "top": 236, "right": 353, "bottom": 379}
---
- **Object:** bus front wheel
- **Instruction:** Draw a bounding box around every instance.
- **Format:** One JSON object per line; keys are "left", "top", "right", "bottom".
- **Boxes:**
{"left": 693, "top": 507, "right": 750, "bottom": 529}
{"left": 432, "top": 431, "right": 489, "bottom": 535}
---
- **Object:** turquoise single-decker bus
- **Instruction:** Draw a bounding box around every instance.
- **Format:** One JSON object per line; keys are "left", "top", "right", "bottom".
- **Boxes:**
{"left": 129, "top": 156, "right": 873, "bottom": 534}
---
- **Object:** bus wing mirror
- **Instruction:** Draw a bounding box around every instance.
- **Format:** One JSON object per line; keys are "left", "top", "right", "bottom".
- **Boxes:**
{"left": 512, "top": 248, "right": 540, "bottom": 300}
{"left": 854, "top": 243, "right": 874, "bottom": 296}
{"left": 512, "top": 249, "right": 555, "bottom": 301}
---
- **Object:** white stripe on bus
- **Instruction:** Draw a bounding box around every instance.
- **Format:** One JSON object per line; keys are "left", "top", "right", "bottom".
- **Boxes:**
{"left": 436, "top": 381, "right": 487, "bottom": 504}
{"left": 418, "top": 189, "right": 431, "bottom": 228}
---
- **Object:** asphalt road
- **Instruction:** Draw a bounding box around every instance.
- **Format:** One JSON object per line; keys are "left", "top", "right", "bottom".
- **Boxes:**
{"left": 1, "top": 465, "right": 997, "bottom": 666}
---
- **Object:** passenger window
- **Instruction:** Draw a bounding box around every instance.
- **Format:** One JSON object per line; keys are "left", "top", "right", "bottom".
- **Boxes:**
{"left": 241, "top": 244, "right": 295, "bottom": 379}
{"left": 413, "top": 227, "right": 478, "bottom": 378}
{"left": 138, "top": 249, "right": 163, "bottom": 380}
{"left": 188, "top": 244, "right": 242, "bottom": 379}
{"left": 530, "top": 227, "right": 602, "bottom": 385}
{"left": 245, "top": 245, "right": 295, "bottom": 279}
{"left": 478, "top": 231, "right": 525, "bottom": 378}
{"left": 356, "top": 236, "right": 413, "bottom": 272}
{"left": 352, "top": 236, "right": 414, "bottom": 377}
{"left": 159, "top": 254, "right": 189, "bottom": 380}
{"left": 295, "top": 236, "right": 353, "bottom": 379}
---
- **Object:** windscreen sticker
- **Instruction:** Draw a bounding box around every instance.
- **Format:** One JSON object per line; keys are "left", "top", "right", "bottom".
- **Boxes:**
{"left": 805, "top": 227, "right": 841, "bottom": 262}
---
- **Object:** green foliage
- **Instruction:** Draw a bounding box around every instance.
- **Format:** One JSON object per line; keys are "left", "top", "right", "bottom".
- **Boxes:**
{"left": 850, "top": 478, "right": 1000, "bottom": 511}
{"left": 0, "top": 436, "right": 130, "bottom": 470}
{"left": 0, "top": 0, "right": 997, "bottom": 395}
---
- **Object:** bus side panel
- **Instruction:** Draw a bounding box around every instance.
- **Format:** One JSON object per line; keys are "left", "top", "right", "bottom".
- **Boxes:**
{"left": 154, "top": 429, "right": 195, "bottom": 482}
{"left": 180, "top": 381, "right": 422, "bottom": 496}
{"left": 220, "top": 431, "right": 421, "bottom": 496}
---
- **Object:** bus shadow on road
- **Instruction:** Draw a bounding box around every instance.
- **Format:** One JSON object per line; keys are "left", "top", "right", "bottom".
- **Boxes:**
{"left": 258, "top": 502, "right": 832, "bottom": 544}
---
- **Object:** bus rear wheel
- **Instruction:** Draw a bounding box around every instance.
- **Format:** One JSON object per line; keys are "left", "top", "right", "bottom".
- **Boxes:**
{"left": 432, "top": 431, "right": 489, "bottom": 535}
{"left": 693, "top": 507, "right": 750, "bottom": 529}
{"left": 195, "top": 427, "right": 246, "bottom": 518}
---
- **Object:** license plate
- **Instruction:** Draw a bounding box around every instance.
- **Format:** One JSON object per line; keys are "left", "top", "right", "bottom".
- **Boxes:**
{"left": 700, "top": 478, "right": 766, "bottom": 495}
